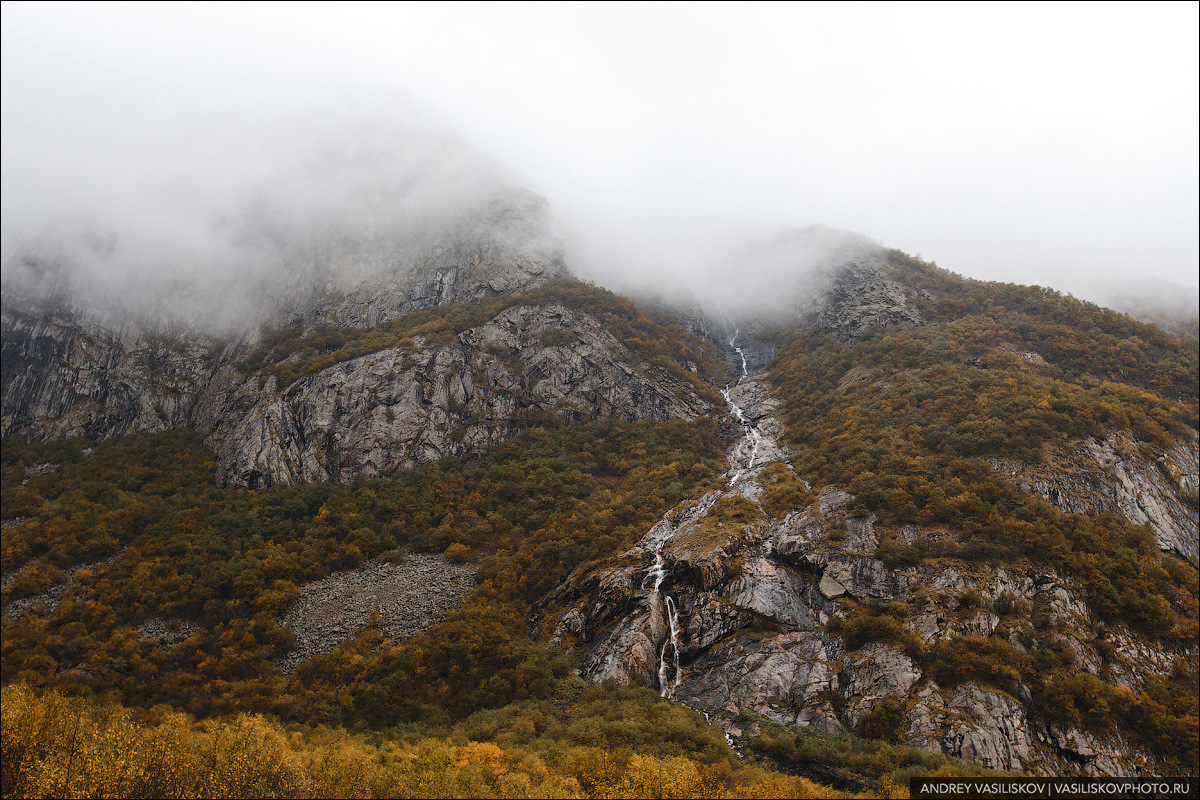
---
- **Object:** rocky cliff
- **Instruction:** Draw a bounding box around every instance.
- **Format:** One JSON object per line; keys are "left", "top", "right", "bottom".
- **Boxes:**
{"left": 273, "top": 191, "right": 565, "bottom": 330}
{"left": 536, "top": 368, "right": 1193, "bottom": 777}
{"left": 1, "top": 188, "right": 565, "bottom": 447}
{"left": 1, "top": 294, "right": 217, "bottom": 440}
{"left": 991, "top": 431, "right": 1199, "bottom": 561}
{"left": 534, "top": 256, "right": 1198, "bottom": 778}
{"left": 203, "top": 302, "right": 714, "bottom": 488}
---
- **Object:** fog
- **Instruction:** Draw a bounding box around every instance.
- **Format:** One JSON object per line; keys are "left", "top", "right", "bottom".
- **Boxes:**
{"left": 1, "top": 66, "right": 554, "bottom": 331}
{"left": 3, "top": 2, "right": 1197, "bottom": 329}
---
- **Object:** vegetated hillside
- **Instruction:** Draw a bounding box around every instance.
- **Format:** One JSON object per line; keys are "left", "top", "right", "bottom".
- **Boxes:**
{"left": 778, "top": 251, "right": 1198, "bottom": 556}
{"left": 3, "top": 272, "right": 726, "bottom": 491}
{"left": 3, "top": 682, "right": 865, "bottom": 799}
{"left": 769, "top": 253, "right": 1197, "bottom": 762}
{"left": 1, "top": 416, "right": 726, "bottom": 720}
{"left": 2, "top": 417, "right": 840, "bottom": 798}
{"left": 3, "top": 246, "right": 1197, "bottom": 791}
{"left": 540, "top": 251, "right": 1197, "bottom": 781}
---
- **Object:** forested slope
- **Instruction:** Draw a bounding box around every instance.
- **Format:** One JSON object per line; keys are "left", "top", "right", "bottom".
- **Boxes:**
{"left": 3, "top": 249, "right": 1197, "bottom": 793}
{"left": 540, "top": 251, "right": 1198, "bottom": 780}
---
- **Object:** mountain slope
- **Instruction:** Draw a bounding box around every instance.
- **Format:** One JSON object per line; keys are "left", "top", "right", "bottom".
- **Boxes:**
{"left": 2, "top": 244, "right": 1197, "bottom": 786}
{"left": 537, "top": 251, "right": 1198, "bottom": 778}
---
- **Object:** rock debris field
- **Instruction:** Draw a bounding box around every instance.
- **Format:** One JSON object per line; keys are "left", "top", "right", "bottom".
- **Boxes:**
{"left": 278, "top": 553, "right": 475, "bottom": 673}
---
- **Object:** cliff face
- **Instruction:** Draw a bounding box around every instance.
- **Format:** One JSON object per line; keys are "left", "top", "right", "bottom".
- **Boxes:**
{"left": 992, "top": 432, "right": 1199, "bottom": 561}
{"left": 274, "top": 192, "right": 565, "bottom": 330}
{"left": 0, "top": 187, "right": 565, "bottom": 443}
{"left": 0, "top": 296, "right": 217, "bottom": 441}
{"left": 200, "top": 302, "right": 712, "bottom": 488}
{"left": 798, "top": 255, "right": 927, "bottom": 343}
{"left": 536, "top": 372, "right": 1194, "bottom": 778}
{"left": 1, "top": 195, "right": 619, "bottom": 487}
{"left": 536, "top": 257, "right": 1198, "bottom": 779}
{"left": 0, "top": 219, "right": 721, "bottom": 488}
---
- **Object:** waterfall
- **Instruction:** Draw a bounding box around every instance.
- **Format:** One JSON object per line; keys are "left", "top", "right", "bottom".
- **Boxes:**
{"left": 646, "top": 543, "right": 683, "bottom": 698}
{"left": 659, "top": 595, "right": 681, "bottom": 697}
{"left": 719, "top": 328, "right": 763, "bottom": 484}
{"left": 643, "top": 321, "right": 770, "bottom": 700}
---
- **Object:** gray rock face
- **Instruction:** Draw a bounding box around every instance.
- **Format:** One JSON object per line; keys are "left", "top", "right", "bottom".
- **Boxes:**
{"left": 1001, "top": 431, "right": 1200, "bottom": 561}
{"left": 679, "top": 632, "right": 846, "bottom": 735}
{"left": 801, "top": 256, "right": 926, "bottom": 343}
{"left": 299, "top": 197, "right": 563, "bottom": 330}
{"left": 204, "top": 303, "right": 712, "bottom": 487}
{"left": 1, "top": 195, "right": 566, "bottom": 455}
{"left": 539, "top": 375, "right": 1189, "bottom": 778}
{"left": 817, "top": 557, "right": 909, "bottom": 601}
{"left": 3, "top": 240, "right": 716, "bottom": 488}
{"left": 840, "top": 643, "right": 922, "bottom": 730}
{"left": 907, "top": 682, "right": 1039, "bottom": 773}
{"left": 1, "top": 295, "right": 217, "bottom": 440}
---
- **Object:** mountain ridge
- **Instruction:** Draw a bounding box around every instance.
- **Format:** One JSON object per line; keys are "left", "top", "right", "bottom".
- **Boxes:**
{"left": 2, "top": 237, "right": 1196, "bottom": 786}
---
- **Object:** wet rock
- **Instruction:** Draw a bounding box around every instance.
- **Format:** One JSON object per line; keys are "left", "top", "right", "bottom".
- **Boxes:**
{"left": 679, "top": 632, "right": 843, "bottom": 730}
{"left": 579, "top": 611, "right": 662, "bottom": 687}
{"left": 681, "top": 598, "right": 753, "bottom": 653}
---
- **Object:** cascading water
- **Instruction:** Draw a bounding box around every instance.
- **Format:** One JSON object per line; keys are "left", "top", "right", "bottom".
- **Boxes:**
{"left": 645, "top": 544, "right": 683, "bottom": 697}
{"left": 720, "top": 328, "right": 764, "bottom": 483}
{"left": 659, "top": 595, "right": 681, "bottom": 696}
{"left": 643, "top": 323, "right": 770, "bottom": 699}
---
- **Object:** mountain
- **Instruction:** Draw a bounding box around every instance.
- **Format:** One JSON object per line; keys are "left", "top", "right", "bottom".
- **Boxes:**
{"left": 540, "top": 252, "right": 1198, "bottom": 778}
{"left": 2, "top": 212, "right": 1197, "bottom": 791}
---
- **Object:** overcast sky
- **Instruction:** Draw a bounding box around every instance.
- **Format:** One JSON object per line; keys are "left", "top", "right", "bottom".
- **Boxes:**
{"left": 3, "top": 1, "right": 1197, "bottom": 309}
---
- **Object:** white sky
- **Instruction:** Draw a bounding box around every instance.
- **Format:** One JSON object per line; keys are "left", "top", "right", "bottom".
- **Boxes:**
{"left": 2, "top": 1, "right": 1198, "bottom": 306}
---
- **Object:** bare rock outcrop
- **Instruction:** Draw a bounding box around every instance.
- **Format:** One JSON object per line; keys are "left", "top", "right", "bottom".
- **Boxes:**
{"left": 1, "top": 191, "right": 565, "bottom": 453}
{"left": 998, "top": 430, "right": 1199, "bottom": 561}
{"left": 1, "top": 295, "right": 217, "bottom": 440}
{"left": 537, "top": 371, "right": 1190, "bottom": 778}
{"left": 205, "top": 303, "right": 713, "bottom": 487}
{"left": 800, "top": 256, "right": 926, "bottom": 343}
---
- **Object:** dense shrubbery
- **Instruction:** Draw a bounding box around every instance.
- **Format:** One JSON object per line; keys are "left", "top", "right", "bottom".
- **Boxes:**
{"left": 766, "top": 252, "right": 1198, "bottom": 774}
{"left": 755, "top": 461, "right": 813, "bottom": 518}
{"left": 824, "top": 599, "right": 1200, "bottom": 775}
{"left": 887, "top": 249, "right": 1199, "bottom": 405}
{"left": 829, "top": 602, "right": 921, "bottom": 658}
{"left": 769, "top": 254, "right": 1198, "bottom": 641}
{"left": 1, "top": 415, "right": 727, "bottom": 726}
{"left": 748, "top": 715, "right": 1011, "bottom": 792}
{"left": 2, "top": 683, "right": 830, "bottom": 799}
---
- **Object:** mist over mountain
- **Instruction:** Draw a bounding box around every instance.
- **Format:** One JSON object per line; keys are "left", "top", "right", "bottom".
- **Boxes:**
{"left": 1, "top": 89, "right": 893, "bottom": 344}
{"left": 2, "top": 97, "right": 560, "bottom": 334}
{"left": 2, "top": 6, "right": 1197, "bottom": 793}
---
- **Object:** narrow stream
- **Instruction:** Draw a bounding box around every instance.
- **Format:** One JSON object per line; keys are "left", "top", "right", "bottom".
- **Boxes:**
{"left": 720, "top": 329, "right": 763, "bottom": 484}
{"left": 647, "top": 326, "right": 768, "bottom": 699}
